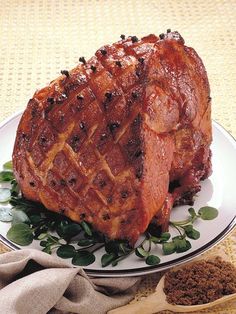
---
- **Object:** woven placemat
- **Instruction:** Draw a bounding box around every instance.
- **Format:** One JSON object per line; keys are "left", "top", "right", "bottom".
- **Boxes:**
{"left": 0, "top": 1, "right": 236, "bottom": 313}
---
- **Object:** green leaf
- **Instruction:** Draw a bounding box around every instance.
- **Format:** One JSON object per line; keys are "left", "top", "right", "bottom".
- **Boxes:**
{"left": 62, "top": 223, "right": 81, "bottom": 239}
{"left": 150, "top": 232, "right": 171, "bottom": 243}
{"left": 10, "top": 180, "right": 20, "bottom": 196}
{"left": 7, "top": 223, "right": 34, "bottom": 246}
{"left": 40, "top": 240, "right": 48, "bottom": 247}
{"left": 56, "top": 220, "right": 81, "bottom": 240}
{"left": 188, "top": 207, "right": 197, "bottom": 218}
{"left": 101, "top": 253, "right": 117, "bottom": 267}
{"left": 46, "top": 235, "right": 59, "bottom": 244}
{"left": 42, "top": 246, "right": 52, "bottom": 254}
{"left": 3, "top": 161, "right": 13, "bottom": 171}
{"left": 145, "top": 255, "right": 160, "bottom": 265}
{"left": 185, "top": 240, "right": 192, "bottom": 251}
{"left": 0, "top": 171, "right": 14, "bottom": 182}
{"left": 47, "top": 220, "right": 56, "bottom": 229}
{"left": 77, "top": 238, "right": 95, "bottom": 247}
{"left": 29, "top": 214, "right": 42, "bottom": 225}
{"left": 112, "top": 260, "right": 118, "bottom": 267}
{"left": 0, "top": 207, "right": 12, "bottom": 222}
{"left": 80, "top": 221, "right": 92, "bottom": 236}
{"left": 172, "top": 235, "right": 185, "bottom": 241}
{"left": 198, "top": 206, "right": 218, "bottom": 220}
{"left": 105, "top": 240, "right": 120, "bottom": 254}
{"left": 56, "top": 245, "right": 76, "bottom": 259}
{"left": 173, "top": 237, "right": 192, "bottom": 253}
{"left": 135, "top": 247, "right": 149, "bottom": 258}
{"left": 56, "top": 220, "right": 70, "bottom": 237}
{"left": 72, "top": 251, "right": 95, "bottom": 266}
{"left": 119, "top": 242, "right": 131, "bottom": 254}
{"left": 183, "top": 225, "right": 200, "bottom": 240}
{"left": 150, "top": 236, "right": 160, "bottom": 243}
{"left": 160, "top": 232, "right": 171, "bottom": 242}
{"left": 37, "top": 233, "right": 47, "bottom": 240}
{"left": 10, "top": 196, "right": 47, "bottom": 213}
{"left": 0, "top": 188, "right": 11, "bottom": 203}
{"left": 105, "top": 240, "right": 130, "bottom": 255}
{"left": 34, "top": 226, "right": 49, "bottom": 239}
{"left": 12, "top": 209, "right": 30, "bottom": 225}
{"left": 10, "top": 197, "right": 41, "bottom": 213}
{"left": 162, "top": 242, "right": 176, "bottom": 255}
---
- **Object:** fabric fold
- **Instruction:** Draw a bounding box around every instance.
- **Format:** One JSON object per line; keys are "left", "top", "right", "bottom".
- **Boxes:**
{"left": 0, "top": 249, "right": 140, "bottom": 314}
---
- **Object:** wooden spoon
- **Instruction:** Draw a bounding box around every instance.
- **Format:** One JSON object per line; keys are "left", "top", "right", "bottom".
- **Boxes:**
{"left": 108, "top": 274, "right": 236, "bottom": 313}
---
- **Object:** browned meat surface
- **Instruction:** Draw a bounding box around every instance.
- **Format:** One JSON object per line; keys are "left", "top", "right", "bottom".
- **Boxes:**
{"left": 12, "top": 31, "right": 212, "bottom": 245}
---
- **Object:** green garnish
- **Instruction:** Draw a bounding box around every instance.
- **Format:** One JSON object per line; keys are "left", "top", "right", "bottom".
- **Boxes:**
{"left": 80, "top": 221, "right": 93, "bottom": 236}
{"left": 7, "top": 223, "right": 34, "bottom": 246}
{"left": 0, "top": 171, "right": 14, "bottom": 182}
{"left": 183, "top": 225, "right": 200, "bottom": 240}
{"left": 0, "top": 160, "right": 219, "bottom": 267}
{"left": 101, "top": 253, "right": 117, "bottom": 267}
{"left": 172, "top": 236, "right": 192, "bottom": 253}
{"left": 56, "top": 245, "right": 76, "bottom": 259}
{"left": 135, "top": 246, "right": 149, "bottom": 258}
{"left": 162, "top": 241, "right": 176, "bottom": 255}
{"left": 72, "top": 250, "right": 96, "bottom": 266}
{"left": 198, "top": 206, "right": 219, "bottom": 220}
{"left": 145, "top": 255, "right": 160, "bottom": 265}
{"left": 3, "top": 161, "right": 13, "bottom": 171}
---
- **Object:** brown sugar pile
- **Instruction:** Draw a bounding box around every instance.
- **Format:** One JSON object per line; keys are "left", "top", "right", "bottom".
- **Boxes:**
{"left": 164, "top": 256, "right": 236, "bottom": 305}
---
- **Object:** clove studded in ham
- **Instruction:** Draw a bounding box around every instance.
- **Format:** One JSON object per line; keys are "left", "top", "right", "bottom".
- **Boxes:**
{"left": 12, "top": 31, "right": 212, "bottom": 245}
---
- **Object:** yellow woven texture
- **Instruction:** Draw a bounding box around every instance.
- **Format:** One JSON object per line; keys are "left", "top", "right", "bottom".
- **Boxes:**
{"left": 0, "top": 1, "right": 235, "bottom": 313}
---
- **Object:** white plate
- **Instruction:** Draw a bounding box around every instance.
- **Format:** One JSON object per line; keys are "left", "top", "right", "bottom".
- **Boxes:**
{"left": 0, "top": 112, "right": 235, "bottom": 277}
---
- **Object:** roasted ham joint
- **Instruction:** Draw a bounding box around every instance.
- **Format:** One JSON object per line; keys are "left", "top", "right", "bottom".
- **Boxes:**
{"left": 12, "top": 31, "right": 212, "bottom": 245}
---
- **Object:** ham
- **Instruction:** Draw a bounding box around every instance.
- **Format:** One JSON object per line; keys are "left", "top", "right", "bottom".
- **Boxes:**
{"left": 12, "top": 31, "right": 212, "bottom": 245}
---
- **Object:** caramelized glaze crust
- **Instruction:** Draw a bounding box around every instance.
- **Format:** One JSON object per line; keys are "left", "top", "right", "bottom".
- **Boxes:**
{"left": 12, "top": 32, "right": 212, "bottom": 244}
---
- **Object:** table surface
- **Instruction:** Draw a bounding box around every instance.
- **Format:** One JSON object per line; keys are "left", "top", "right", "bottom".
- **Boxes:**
{"left": 0, "top": 1, "right": 235, "bottom": 313}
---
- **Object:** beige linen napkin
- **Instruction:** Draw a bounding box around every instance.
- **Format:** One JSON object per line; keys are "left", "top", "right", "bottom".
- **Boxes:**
{"left": 0, "top": 249, "right": 140, "bottom": 314}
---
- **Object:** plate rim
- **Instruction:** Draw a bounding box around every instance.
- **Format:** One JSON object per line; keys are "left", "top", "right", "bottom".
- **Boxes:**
{"left": 0, "top": 111, "right": 235, "bottom": 277}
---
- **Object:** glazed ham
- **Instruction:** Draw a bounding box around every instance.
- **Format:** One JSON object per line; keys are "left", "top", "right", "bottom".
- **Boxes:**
{"left": 12, "top": 31, "right": 212, "bottom": 245}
